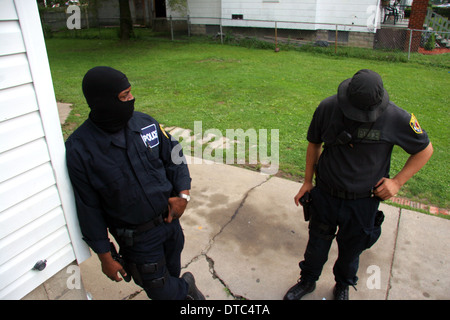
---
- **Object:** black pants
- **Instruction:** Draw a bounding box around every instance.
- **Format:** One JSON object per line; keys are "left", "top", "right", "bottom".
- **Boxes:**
{"left": 119, "top": 219, "right": 188, "bottom": 300}
{"left": 299, "top": 186, "right": 381, "bottom": 286}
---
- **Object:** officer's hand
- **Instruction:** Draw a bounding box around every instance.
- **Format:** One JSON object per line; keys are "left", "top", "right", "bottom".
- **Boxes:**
{"left": 166, "top": 197, "right": 187, "bottom": 223}
{"left": 373, "top": 177, "right": 401, "bottom": 200}
{"left": 294, "top": 182, "right": 314, "bottom": 206}
{"left": 98, "top": 252, "right": 127, "bottom": 282}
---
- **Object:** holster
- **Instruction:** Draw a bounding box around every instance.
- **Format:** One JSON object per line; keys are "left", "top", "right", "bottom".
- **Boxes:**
{"left": 115, "top": 228, "right": 135, "bottom": 247}
{"left": 300, "top": 192, "right": 312, "bottom": 221}
{"left": 366, "top": 211, "right": 384, "bottom": 249}
{"left": 375, "top": 210, "right": 385, "bottom": 227}
{"left": 113, "top": 215, "right": 164, "bottom": 247}
{"left": 125, "top": 258, "right": 168, "bottom": 289}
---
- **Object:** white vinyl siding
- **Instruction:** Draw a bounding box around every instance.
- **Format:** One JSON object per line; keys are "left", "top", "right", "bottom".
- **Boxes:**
{"left": 187, "top": 0, "right": 381, "bottom": 32}
{"left": 0, "top": 0, "right": 90, "bottom": 300}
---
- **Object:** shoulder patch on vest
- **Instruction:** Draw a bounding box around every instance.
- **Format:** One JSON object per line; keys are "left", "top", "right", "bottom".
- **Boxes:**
{"left": 409, "top": 113, "right": 423, "bottom": 134}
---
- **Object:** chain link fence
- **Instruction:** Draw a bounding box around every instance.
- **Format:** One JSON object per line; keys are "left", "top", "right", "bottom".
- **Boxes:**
{"left": 375, "top": 27, "right": 449, "bottom": 57}
{"left": 40, "top": 10, "right": 449, "bottom": 61}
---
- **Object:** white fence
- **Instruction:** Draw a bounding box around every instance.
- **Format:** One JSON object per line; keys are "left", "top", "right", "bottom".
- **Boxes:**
{"left": 424, "top": 8, "right": 449, "bottom": 43}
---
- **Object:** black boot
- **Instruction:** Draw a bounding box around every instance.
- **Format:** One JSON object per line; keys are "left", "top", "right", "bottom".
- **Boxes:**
{"left": 182, "top": 272, "right": 206, "bottom": 300}
{"left": 333, "top": 283, "right": 349, "bottom": 300}
{"left": 283, "top": 279, "right": 316, "bottom": 300}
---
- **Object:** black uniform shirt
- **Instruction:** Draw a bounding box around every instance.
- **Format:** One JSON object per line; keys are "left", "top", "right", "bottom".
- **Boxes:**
{"left": 66, "top": 111, "right": 191, "bottom": 253}
{"left": 307, "top": 95, "right": 430, "bottom": 194}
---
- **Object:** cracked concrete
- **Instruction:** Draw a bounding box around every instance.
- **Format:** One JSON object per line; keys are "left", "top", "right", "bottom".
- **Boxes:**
{"left": 79, "top": 155, "right": 450, "bottom": 300}
{"left": 181, "top": 171, "right": 271, "bottom": 300}
{"left": 179, "top": 158, "right": 270, "bottom": 300}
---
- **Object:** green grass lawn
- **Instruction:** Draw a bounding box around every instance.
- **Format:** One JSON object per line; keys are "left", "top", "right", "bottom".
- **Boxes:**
{"left": 46, "top": 37, "right": 449, "bottom": 209}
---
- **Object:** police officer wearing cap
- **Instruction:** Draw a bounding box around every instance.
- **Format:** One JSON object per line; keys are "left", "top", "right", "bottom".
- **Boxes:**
{"left": 284, "top": 69, "right": 433, "bottom": 300}
{"left": 66, "top": 66, "right": 205, "bottom": 300}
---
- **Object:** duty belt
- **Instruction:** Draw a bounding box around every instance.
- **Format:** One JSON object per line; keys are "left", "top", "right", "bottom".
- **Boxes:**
{"left": 134, "top": 215, "right": 164, "bottom": 233}
{"left": 316, "top": 179, "right": 374, "bottom": 200}
{"left": 113, "top": 213, "right": 165, "bottom": 247}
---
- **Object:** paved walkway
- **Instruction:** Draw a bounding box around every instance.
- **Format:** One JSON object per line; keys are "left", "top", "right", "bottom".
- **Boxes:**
{"left": 79, "top": 157, "right": 450, "bottom": 300}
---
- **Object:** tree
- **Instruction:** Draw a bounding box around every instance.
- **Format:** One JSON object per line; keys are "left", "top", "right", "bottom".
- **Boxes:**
{"left": 119, "top": 0, "right": 133, "bottom": 40}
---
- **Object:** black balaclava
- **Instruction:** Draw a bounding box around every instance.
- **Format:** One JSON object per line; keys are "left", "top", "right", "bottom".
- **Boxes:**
{"left": 82, "top": 66, "right": 135, "bottom": 133}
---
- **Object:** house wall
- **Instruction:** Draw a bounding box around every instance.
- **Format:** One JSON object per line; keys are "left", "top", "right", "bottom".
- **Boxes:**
{"left": 185, "top": 0, "right": 379, "bottom": 47}
{"left": 315, "top": 0, "right": 380, "bottom": 31}
{"left": 222, "top": 0, "right": 317, "bottom": 29}
{"left": 187, "top": 0, "right": 381, "bottom": 32}
{"left": 0, "top": 0, "right": 90, "bottom": 300}
{"left": 97, "top": 0, "right": 120, "bottom": 25}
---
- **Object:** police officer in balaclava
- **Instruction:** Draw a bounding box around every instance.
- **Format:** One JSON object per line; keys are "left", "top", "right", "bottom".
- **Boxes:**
{"left": 66, "top": 66, "right": 204, "bottom": 300}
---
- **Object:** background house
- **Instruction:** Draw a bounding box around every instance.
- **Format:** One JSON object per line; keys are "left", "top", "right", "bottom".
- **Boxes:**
{"left": 177, "top": 0, "right": 385, "bottom": 48}
{"left": 39, "top": 1, "right": 424, "bottom": 49}
{"left": 0, "top": 0, "right": 90, "bottom": 299}
{"left": 185, "top": 0, "right": 382, "bottom": 32}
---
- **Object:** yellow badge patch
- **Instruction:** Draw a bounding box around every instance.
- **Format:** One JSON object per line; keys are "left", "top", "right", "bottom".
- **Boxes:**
{"left": 409, "top": 113, "right": 423, "bottom": 134}
{"left": 159, "top": 124, "right": 169, "bottom": 139}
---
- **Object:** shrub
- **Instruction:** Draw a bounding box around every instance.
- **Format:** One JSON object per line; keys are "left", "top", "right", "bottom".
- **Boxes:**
{"left": 424, "top": 32, "right": 436, "bottom": 51}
